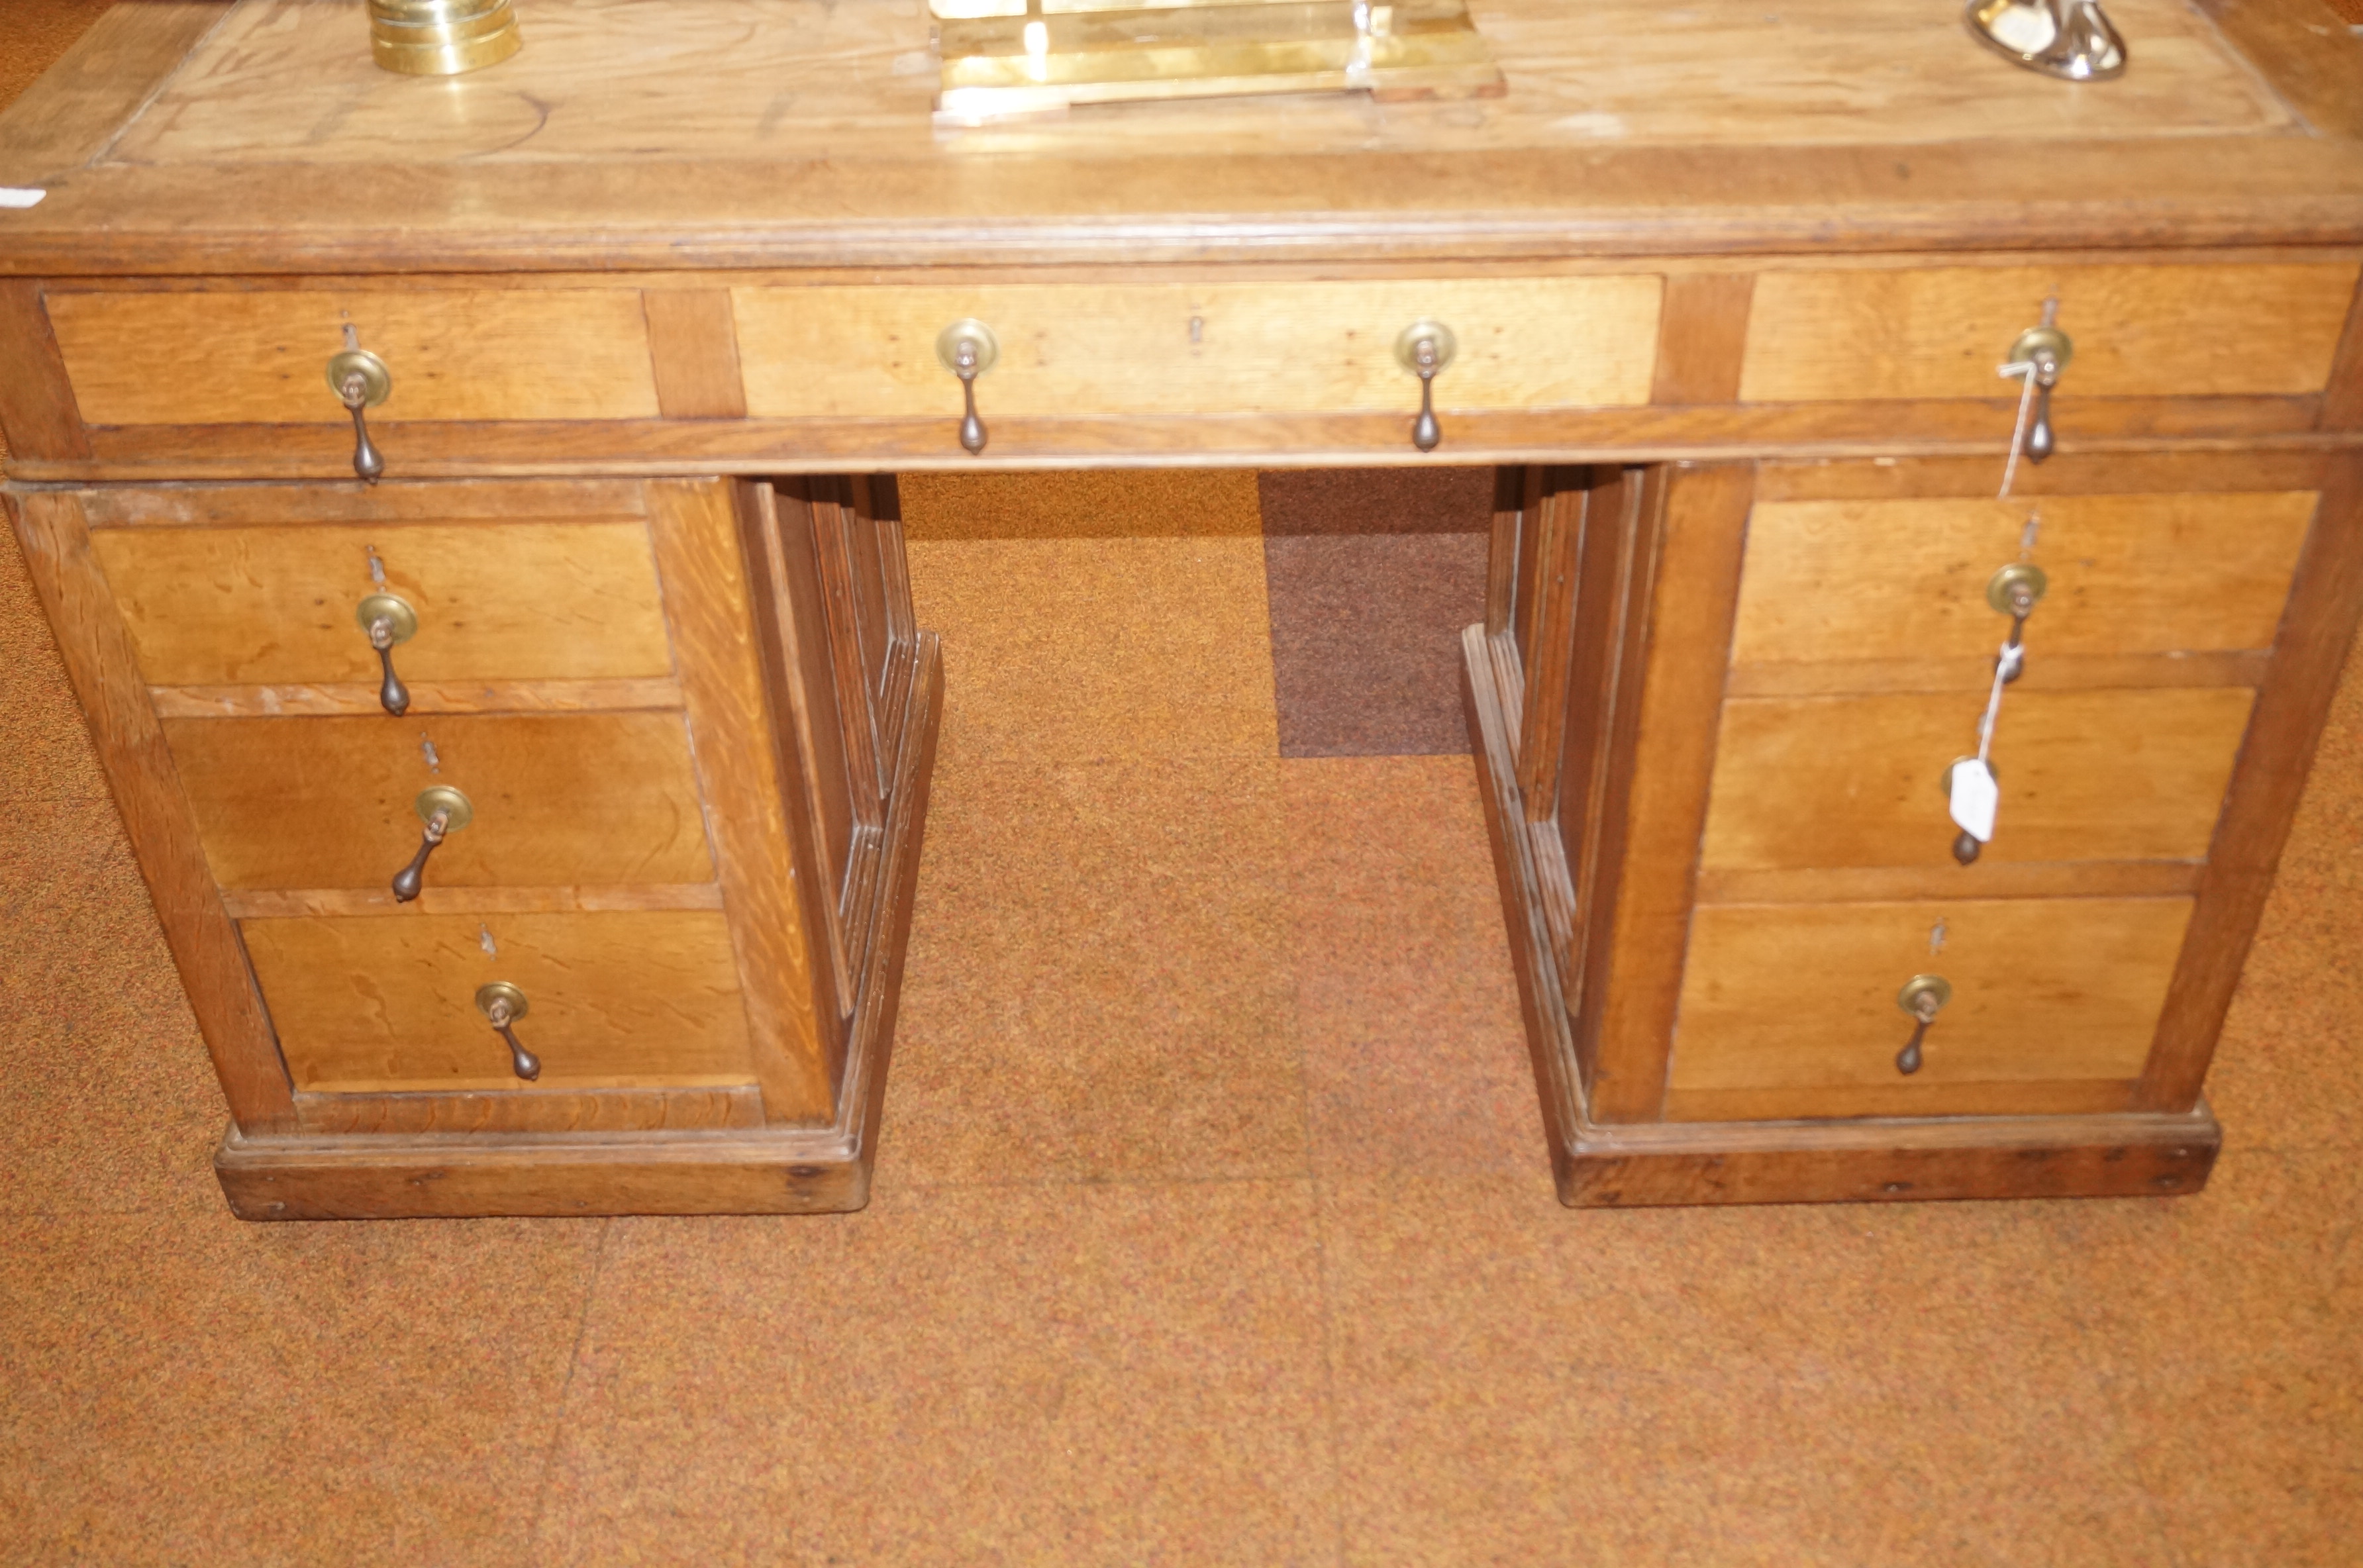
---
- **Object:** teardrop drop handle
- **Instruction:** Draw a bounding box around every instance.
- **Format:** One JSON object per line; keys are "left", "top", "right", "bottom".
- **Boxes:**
{"left": 936, "top": 320, "right": 999, "bottom": 456}
{"left": 1412, "top": 368, "right": 1442, "bottom": 453}
{"left": 475, "top": 982, "right": 540, "bottom": 1082}
{"left": 368, "top": 618, "right": 410, "bottom": 715}
{"left": 390, "top": 809, "right": 448, "bottom": 903}
{"left": 958, "top": 361, "right": 987, "bottom": 456}
{"left": 389, "top": 785, "right": 472, "bottom": 903}
{"left": 1953, "top": 828, "right": 1982, "bottom": 865}
{"left": 1894, "top": 974, "right": 1951, "bottom": 1076}
{"left": 1394, "top": 320, "right": 1456, "bottom": 454}
{"left": 2026, "top": 378, "right": 2056, "bottom": 464}
{"left": 326, "top": 347, "right": 392, "bottom": 483}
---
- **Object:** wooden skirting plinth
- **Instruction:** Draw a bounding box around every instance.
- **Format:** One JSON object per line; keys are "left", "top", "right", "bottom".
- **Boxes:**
{"left": 1459, "top": 622, "right": 2223, "bottom": 1208}
{"left": 216, "top": 632, "right": 943, "bottom": 1220}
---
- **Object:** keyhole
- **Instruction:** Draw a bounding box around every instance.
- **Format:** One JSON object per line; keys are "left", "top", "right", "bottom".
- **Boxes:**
{"left": 420, "top": 734, "right": 441, "bottom": 773}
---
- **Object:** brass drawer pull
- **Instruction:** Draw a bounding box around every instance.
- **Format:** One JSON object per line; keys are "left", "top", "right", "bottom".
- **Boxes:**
{"left": 936, "top": 319, "right": 999, "bottom": 455}
{"left": 1894, "top": 973, "right": 1952, "bottom": 1075}
{"left": 474, "top": 981, "right": 541, "bottom": 1081}
{"left": 1997, "top": 308, "right": 2070, "bottom": 496}
{"left": 1946, "top": 562, "right": 2049, "bottom": 863}
{"left": 355, "top": 591, "right": 417, "bottom": 715}
{"left": 326, "top": 343, "right": 393, "bottom": 482}
{"left": 390, "top": 783, "right": 472, "bottom": 902}
{"left": 1395, "top": 320, "right": 1456, "bottom": 452}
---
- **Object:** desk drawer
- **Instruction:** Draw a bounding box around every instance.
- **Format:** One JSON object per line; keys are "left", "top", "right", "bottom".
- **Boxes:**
{"left": 1728, "top": 491, "right": 2314, "bottom": 679}
{"left": 1699, "top": 687, "right": 2252, "bottom": 873}
{"left": 243, "top": 910, "right": 754, "bottom": 1094}
{"left": 1666, "top": 896, "right": 2193, "bottom": 1120}
{"left": 731, "top": 276, "right": 1662, "bottom": 418}
{"left": 166, "top": 712, "right": 715, "bottom": 893}
{"left": 1738, "top": 263, "right": 2356, "bottom": 403}
{"left": 45, "top": 288, "right": 662, "bottom": 425}
{"left": 92, "top": 517, "right": 676, "bottom": 690}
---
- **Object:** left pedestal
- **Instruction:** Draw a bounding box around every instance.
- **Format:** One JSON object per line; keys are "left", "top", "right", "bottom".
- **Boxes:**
{"left": 9, "top": 475, "right": 940, "bottom": 1218}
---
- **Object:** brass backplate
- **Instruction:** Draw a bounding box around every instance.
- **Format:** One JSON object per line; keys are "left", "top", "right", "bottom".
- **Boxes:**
{"left": 415, "top": 784, "right": 474, "bottom": 833}
{"left": 934, "top": 0, "right": 1503, "bottom": 122}
{"left": 2007, "top": 324, "right": 2074, "bottom": 373}
{"left": 325, "top": 347, "right": 393, "bottom": 409}
{"left": 474, "top": 980, "right": 529, "bottom": 1021}
{"left": 1896, "top": 974, "right": 1954, "bottom": 1016}
{"left": 1986, "top": 562, "right": 2050, "bottom": 616}
{"left": 355, "top": 591, "right": 418, "bottom": 644}
{"left": 935, "top": 319, "right": 1001, "bottom": 376}
{"left": 1394, "top": 319, "right": 1458, "bottom": 375}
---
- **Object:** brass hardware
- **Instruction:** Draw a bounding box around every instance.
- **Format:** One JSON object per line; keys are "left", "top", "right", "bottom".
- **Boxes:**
{"left": 1986, "top": 562, "right": 2049, "bottom": 618}
{"left": 326, "top": 346, "right": 391, "bottom": 482}
{"left": 1395, "top": 320, "right": 1457, "bottom": 453}
{"left": 929, "top": 0, "right": 1503, "bottom": 124}
{"left": 1965, "top": 0, "right": 2125, "bottom": 81}
{"left": 936, "top": 319, "right": 999, "bottom": 455}
{"left": 2005, "top": 323, "right": 2072, "bottom": 464}
{"left": 354, "top": 592, "right": 417, "bottom": 716}
{"left": 391, "top": 785, "right": 472, "bottom": 903}
{"left": 369, "top": 0, "right": 523, "bottom": 77}
{"left": 473, "top": 981, "right": 541, "bottom": 1082}
{"left": 1894, "top": 973, "right": 1953, "bottom": 1075}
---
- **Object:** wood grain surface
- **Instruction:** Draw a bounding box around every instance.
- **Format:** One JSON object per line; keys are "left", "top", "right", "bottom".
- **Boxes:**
{"left": 642, "top": 288, "right": 748, "bottom": 420}
{"left": 242, "top": 910, "right": 754, "bottom": 1095}
{"left": 0, "top": 281, "right": 89, "bottom": 461}
{"left": 46, "top": 288, "right": 663, "bottom": 424}
{"left": 91, "top": 520, "right": 676, "bottom": 685}
{"left": 292, "top": 1084, "right": 766, "bottom": 1136}
{"left": 6, "top": 491, "right": 296, "bottom": 1132}
{"left": 1700, "top": 687, "right": 2256, "bottom": 871}
{"left": 733, "top": 278, "right": 1662, "bottom": 418}
{"left": 1668, "top": 896, "right": 2194, "bottom": 1099}
{"left": 1731, "top": 492, "right": 2316, "bottom": 668}
{"left": 1587, "top": 462, "right": 1752, "bottom": 1123}
{"left": 147, "top": 677, "right": 685, "bottom": 719}
{"left": 164, "top": 712, "right": 717, "bottom": 891}
{"left": 1742, "top": 264, "right": 2360, "bottom": 402}
{"left": 646, "top": 479, "right": 835, "bottom": 1124}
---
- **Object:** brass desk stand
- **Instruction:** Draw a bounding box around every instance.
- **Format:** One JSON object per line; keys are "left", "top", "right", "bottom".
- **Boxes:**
{"left": 933, "top": 0, "right": 1503, "bottom": 124}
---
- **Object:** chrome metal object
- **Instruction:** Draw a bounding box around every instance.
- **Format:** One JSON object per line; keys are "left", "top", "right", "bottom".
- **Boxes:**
{"left": 474, "top": 981, "right": 542, "bottom": 1081}
{"left": 1966, "top": 0, "right": 2125, "bottom": 81}
{"left": 355, "top": 591, "right": 417, "bottom": 716}
{"left": 1394, "top": 320, "right": 1456, "bottom": 453}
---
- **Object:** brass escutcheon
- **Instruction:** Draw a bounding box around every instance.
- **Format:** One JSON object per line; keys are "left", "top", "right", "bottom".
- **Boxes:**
{"left": 356, "top": 592, "right": 417, "bottom": 644}
{"left": 474, "top": 980, "right": 530, "bottom": 1023}
{"left": 2005, "top": 324, "right": 2073, "bottom": 377}
{"left": 1896, "top": 974, "right": 1954, "bottom": 1019}
{"left": 1986, "top": 562, "right": 2050, "bottom": 617}
{"left": 326, "top": 348, "right": 393, "bottom": 409}
{"left": 415, "top": 784, "right": 474, "bottom": 834}
{"left": 935, "top": 319, "right": 1000, "bottom": 377}
{"left": 1393, "top": 320, "right": 1458, "bottom": 375}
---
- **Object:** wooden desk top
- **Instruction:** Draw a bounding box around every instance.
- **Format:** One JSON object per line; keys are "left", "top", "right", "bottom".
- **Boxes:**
{"left": 1, "top": 0, "right": 2360, "bottom": 275}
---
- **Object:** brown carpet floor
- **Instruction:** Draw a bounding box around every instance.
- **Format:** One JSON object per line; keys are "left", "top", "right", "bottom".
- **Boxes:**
{"left": 4, "top": 9, "right": 2361, "bottom": 1564}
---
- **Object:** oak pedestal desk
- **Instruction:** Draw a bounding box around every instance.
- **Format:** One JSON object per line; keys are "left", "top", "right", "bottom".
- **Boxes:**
{"left": 4, "top": 0, "right": 2362, "bottom": 1216}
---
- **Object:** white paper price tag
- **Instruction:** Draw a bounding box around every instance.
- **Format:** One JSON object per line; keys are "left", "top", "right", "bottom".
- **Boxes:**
{"left": 1949, "top": 759, "right": 1999, "bottom": 843}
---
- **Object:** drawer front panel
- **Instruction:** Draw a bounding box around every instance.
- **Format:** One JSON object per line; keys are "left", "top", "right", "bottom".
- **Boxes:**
{"left": 1700, "top": 687, "right": 2254, "bottom": 871}
{"left": 92, "top": 519, "right": 676, "bottom": 687}
{"left": 46, "top": 289, "right": 662, "bottom": 424}
{"left": 732, "top": 277, "right": 1662, "bottom": 418}
{"left": 166, "top": 713, "right": 715, "bottom": 890}
{"left": 244, "top": 911, "right": 754, "bottom": 1093}
{"left": 1668, "top": 896, "right": 2193, "bottom": 1113}
{"left": 1739, "top": 264, "right": 2358, "bottom": 402}
{"left": 1730, "top": 492, "right": 2315, "bottom": 669}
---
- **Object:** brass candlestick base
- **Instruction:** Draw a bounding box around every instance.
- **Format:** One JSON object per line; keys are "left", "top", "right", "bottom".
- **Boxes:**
{"left": 369, "top": 0, "right": 523, "bottom": 76}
